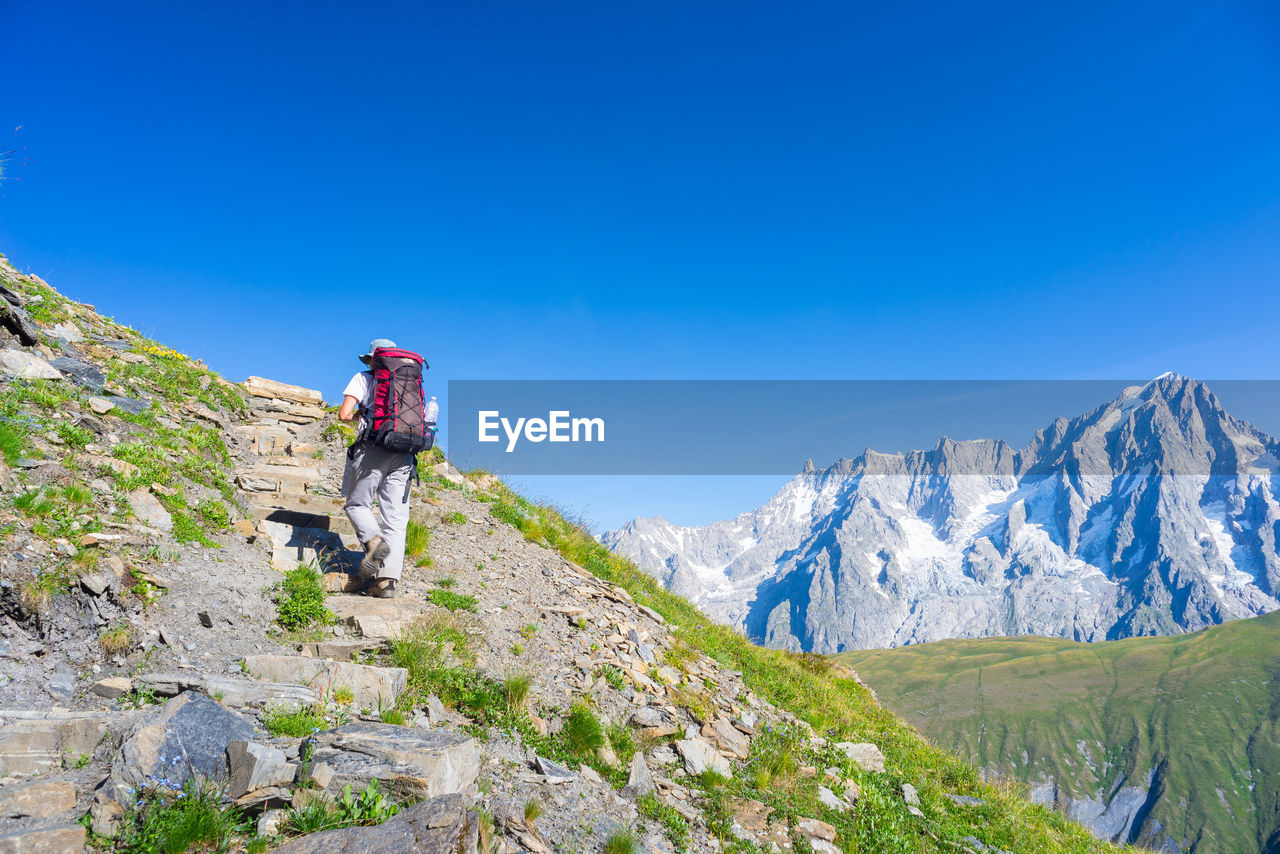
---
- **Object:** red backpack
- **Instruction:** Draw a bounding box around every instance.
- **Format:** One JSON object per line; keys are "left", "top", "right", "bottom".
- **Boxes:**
{"left": 367, "top": 347, "right": 434, "bottom": 454}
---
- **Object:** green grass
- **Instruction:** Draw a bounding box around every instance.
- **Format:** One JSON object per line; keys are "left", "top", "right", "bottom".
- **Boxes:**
{"left": 426, "top": 588, "right": 478, "bottom": 613}
{"left": 562, "top": 701, "right": 605, "bottom": 760}
{"left": 637, "top": 793, "right": 690, "bottom": 848}
{"left": 114, "top": 779, "right": 248, "bottom": 854}
{"left": 274, "top": 562, "right": 335, "bottom": 631}
{"left": 603, "top": 830, "right": 638, "bottom": 854}
{"left": 405, "top": 519, "right": 431, "bottom": 561}
{"left": 0, "top": 420, "right": 27, "bottom": 464}
{"left": 840, "top": 609, "right": 1280, "bottom": 853}
{"left": 264, "top": 705, "right": 328, "bottom": 737}
{"left": 479, "top": 480, "right": 1122, "bottom": 853}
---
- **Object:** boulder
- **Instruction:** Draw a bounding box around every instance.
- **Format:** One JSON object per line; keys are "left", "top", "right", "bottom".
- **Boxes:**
{"left": 702, "top": 717, "right": 750, "bottom": 759}
{"left": 308, "top": 723, "right": 480, "bottom": 799}
{"left": 87, "top": 396, "right": 115, "bottom": 414}
{"left": 674, "top": 737, "right": 731, "bottom": 778}
{"left": 621, "top": 751, "right": 655, "bottom": 799}
{"left": 0, "top": 349, "right": 62, "bottom": 380}
{"left": 111, "top": 693, "right": 254, "bottom": 802}
{"left": 270, "top": 794, "right": 476, "bottom": 854}
{"left": 0, "top": 710, "right": 110, "bottom": 777}
{"left": 534, "top": 755, "right": 575, "bottom": 785}
{"left": 729, "top": 798, "right": 790, "bottom": 850}
{"left": 50, "top": 356, "right": 106, "bottom": 392}
{"left": 818, "top": 785, "right": 843, "bottom": 811}
{"left": 834, "top": 741, "right": 885, "bottom": 772}
{"left": 0, "top": 780, "right": 77, "bottom": 819}
{"left": 128, "top": 489, "right": 173, "bottom": 532}
{"left": 228, "top": 741, "right": 295, "bottom": 798}
{"left": 244, "top": 376, "right": 324, "bottom": 405}
{"left": 0, "top": 824, "right": 85, "bottom": 854}
{"left": 241, "top": 654, "right": 407, "bottom": 709}
{"left": 48, "top": 322, "right": 83, "bottom": 342}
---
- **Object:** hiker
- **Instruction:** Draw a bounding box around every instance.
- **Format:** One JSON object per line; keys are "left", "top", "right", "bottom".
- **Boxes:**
{"left": 338, "top": 338, "right": 434, "bottom": 598}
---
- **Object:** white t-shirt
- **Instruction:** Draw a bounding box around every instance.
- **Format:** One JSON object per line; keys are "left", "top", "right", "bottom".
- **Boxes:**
{"left": 343, "top": 371, "right": 374, "bottom": 434}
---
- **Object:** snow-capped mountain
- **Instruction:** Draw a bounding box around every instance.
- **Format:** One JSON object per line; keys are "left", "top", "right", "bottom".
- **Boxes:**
{"left": 602, "top": 375, "right": 1280, "bottom": 651}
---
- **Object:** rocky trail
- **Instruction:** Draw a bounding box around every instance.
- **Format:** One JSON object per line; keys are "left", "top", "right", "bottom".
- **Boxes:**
{"left": 0, "top": 255, "right": 1110, "bottom": 854}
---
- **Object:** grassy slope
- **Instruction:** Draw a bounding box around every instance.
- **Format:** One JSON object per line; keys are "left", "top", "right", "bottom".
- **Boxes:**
{"left": 838, "top": 611, "right": 1280, "bottom": 852}
{"left": 485, "top": 488, "right": 1123, "bottom": 853}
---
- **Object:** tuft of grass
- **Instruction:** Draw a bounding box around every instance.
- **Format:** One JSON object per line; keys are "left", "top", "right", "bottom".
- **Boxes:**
{"left": 503, "top": 673, "right": 531, "bottom": 713}
{"left": 523, "top": 798, "right": 543, "bottom": 826}
{"left": 99, "top": 622, "right": 133, "bottom": 655}
{"left": 0, "top": 420, "right": 27, "bottom": 464}
{"left": 275, "top": 562, "right": 335, "bottom": 631}
{"left": 405, "top": 519, "right": 431, "bottom": 560}
{"left": 435, "top": 576, "right": 456, "bottom": 589}
{"left": 563, "top": 701, "right": 605, "bottom": 760}
{"left": 426, "top": 588, "right": 477, "bottom": 613}
{"left": 603, "top": 830, "right": 638, "bottom": 854}
{"left": 379, "top": 708, "right": 406, "bottom": 726}
{"left": 264, "top": 705, "right": 327, "bottom": 738}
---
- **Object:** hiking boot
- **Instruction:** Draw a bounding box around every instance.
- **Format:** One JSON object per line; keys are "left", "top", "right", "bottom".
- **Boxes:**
{"left": 359, "top": 537, "right": 390, "bottom": 580}
{"left": 368, "top": 579, "right": 398, "bottom": 599}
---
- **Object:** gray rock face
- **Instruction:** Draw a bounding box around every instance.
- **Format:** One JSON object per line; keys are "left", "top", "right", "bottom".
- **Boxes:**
{"left": 308, "top": 723, "right": 480, "bottom": 799}
{"left": 111, "top": 693, "right": 254, "bottom": 801}
{"left": 270, "top": 794, "right": 477, "bottom": 854}
{"left": 606, "top": 376, "right": 1280, "bottom": 650}
{"left": 675, "top": 737, "right": 731, "bottom": 777}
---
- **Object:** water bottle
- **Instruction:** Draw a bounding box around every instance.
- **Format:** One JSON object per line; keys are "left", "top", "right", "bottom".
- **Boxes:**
{"left": 425, "top": 396, "right": 439, "bottom": 429}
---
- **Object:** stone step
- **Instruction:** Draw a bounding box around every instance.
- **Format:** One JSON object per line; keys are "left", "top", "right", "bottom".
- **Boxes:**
{"left": 328, "top": 595, "right": 430, "bottom": 640}
{"left": 258, "top": 520, "right": 358, "bottom": 572}
{"left": 254, "top": 455, "right": 324, "bottom": 469}
{"left": 231, "top": 424, "right": 298, "bottom": 456}
{"left": 249, "top": 403, "right": 325, "bottom": 424}
{"left": 241, "top": 655, "right": 408, "bottom": 709}
{"left": 251, "top": 503, "right": 354, "bottom": 539}
{"left": 244, "top": 376, "right": 324, "bottom": 405}
{"left": 297, "top": 638, "right": 387, "bottom": 661}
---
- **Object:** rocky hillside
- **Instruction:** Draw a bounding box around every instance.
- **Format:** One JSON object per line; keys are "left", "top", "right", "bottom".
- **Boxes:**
{"left": 839, "top": 609, "right": 1280, "bottom": 853}
{"left": 605, "top": 377, "right": 1280, "bottom": 651}
{"left": 0, "top": 254, "right": 1118, "bottom": 853}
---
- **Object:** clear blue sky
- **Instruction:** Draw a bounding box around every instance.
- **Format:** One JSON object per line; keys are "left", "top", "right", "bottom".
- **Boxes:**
{"left": 2, "top": 2, "right": 1278, "bottom": 530}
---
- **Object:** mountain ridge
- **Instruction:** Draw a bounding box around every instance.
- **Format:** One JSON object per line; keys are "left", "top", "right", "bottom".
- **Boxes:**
{"left": 604, "top": 375, "right": 1280, "bottom": 651}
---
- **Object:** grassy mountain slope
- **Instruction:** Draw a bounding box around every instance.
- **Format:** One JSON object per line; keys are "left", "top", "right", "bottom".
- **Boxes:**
{"left": 0, "top": 251, "right": 1122, "bottom": 853}
{"left": 838, "top": 612, "right": 1280, "bottom": 853}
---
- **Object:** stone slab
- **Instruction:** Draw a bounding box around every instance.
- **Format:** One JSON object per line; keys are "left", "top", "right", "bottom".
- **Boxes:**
{"left": 241, "top": 654, "right": 407, "bottom": 709}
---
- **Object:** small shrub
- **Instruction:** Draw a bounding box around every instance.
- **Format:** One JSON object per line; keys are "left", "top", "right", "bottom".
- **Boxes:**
{"left": 195, "top": 497, "right": 231, "bottom": 531}
{"left": 171, "top": 510, "right": 217, "bottom": 546}
{"left": 427, "top": 589, "right": 477, "bottom": 613}
{"left": 563, "top": 701, "right": 604, "bottom": 760}
{"left": 436, "top": 576, "right": 456, "bottom": 589}
{"left": 519, "top": 623, "right": 538, "bottom": 639}
{"left": 446, "top": 511, "right": 466, "bottom": 525}
{"left": 332, "top": 686, "right": 355, "bottom": 706}
{"left": 637, "top": 793, "right": 690, "bottom": 848}
{"left": 511, "top": 643, "right": 524, "bottom": 656}
{"left": 55, "top": 421, "right": 93, "bottom": 451}
{"left": 595, "top": 664, "right": 625, "bottom": 691}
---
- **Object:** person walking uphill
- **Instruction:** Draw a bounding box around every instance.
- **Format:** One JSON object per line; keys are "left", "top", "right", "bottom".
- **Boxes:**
{"left": 338, "top": 339, "right": 436, "bottom": 598}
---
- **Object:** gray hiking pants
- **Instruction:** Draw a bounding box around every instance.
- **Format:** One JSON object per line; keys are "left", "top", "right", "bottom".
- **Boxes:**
{"left": 342, "top": 443, "right": 413, "bottom": 580}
